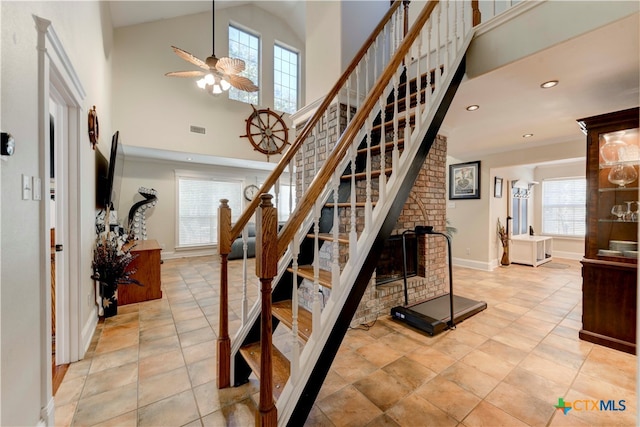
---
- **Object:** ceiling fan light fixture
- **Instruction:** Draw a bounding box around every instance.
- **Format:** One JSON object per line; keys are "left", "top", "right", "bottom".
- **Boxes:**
{"left": 211, "top": 84, "right": 223, "bottom": 95}
{"left": 220, "top": 79, "right": 231, "bottom": 91}
{"left": 196, "top": 78, "right": 207, "bottom": 89}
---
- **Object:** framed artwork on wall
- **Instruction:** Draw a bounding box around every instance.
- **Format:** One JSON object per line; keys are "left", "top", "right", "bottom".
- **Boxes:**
{"left": 449, "top": 161, "right": 481, "bottom": 199}
{"left": 494, "top": 176, "right": 503, "bottom": 198}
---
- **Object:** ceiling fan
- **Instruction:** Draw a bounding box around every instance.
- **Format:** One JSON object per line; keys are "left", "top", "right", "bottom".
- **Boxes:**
{"left": 165, "top": 0, "right": 259, "bottom": 95}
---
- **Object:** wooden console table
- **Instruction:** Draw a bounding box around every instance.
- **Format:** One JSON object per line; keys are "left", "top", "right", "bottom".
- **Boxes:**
{"left": 119, "top": 239, "right": 162, "bottom": 305}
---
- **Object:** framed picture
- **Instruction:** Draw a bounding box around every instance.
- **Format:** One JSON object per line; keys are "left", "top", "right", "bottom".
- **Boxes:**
{"left": 449, "top": 161, "right": 481, "bottom": 199}
{"left": 494, "top": 176, "right": 503, "bottom": 198}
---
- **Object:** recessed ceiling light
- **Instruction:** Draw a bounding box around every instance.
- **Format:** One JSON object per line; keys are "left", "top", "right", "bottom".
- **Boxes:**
{"left": 522, "top": 133, "right": 534, "bottom": 138}
{"left": 540, "top": 80, "right": 558, "bottom": 89}
{"left": 186, "top": 157, "right": 193, "bottom": 161}
{"left": 466, "top": 105, "right": 479, "bottom": 111}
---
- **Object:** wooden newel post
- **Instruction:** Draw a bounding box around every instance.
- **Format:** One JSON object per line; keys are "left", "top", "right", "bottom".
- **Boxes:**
{"left": 472, "top": 0, "right": 481, "bottom": 26}
{"left": 217, "top": 199, "right": 232, "bottom": 389}
{"left": 255, "top": 194, "right": 278, "bottom": 427}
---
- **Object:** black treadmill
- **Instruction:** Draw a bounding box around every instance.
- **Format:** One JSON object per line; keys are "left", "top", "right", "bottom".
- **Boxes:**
{"left": 390, "top": 226, "right": 487, "bottom": 336}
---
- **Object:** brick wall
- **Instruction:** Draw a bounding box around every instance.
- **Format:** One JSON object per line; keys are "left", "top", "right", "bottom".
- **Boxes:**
{"left": 292, "top": 102, "right": 448, "bottom": 326}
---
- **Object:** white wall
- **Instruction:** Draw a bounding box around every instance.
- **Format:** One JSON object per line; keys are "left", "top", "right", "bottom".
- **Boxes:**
{"left": 1, "top": 1, "right": 112, "bottom": 424}
{"left": 118, "top": 156, "right": 284, "bottom": 257}
{"left": 447, "top": 137, "right": 586, "bottom": 270}
{"left": 112, "top": 4, "right": 303, "bottom": 163}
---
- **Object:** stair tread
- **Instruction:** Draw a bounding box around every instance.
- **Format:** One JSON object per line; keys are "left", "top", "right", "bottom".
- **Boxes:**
{"left": 342, "top": 168, "right": 393, "bottom": 181}
{"left": 288, "top": 265, "right": 333, "bottom": 288}
{"left": 308, "top": 233, "right": 350, "bottom": 244}
{"left": 272, "top": 300, "right": 313, "bottom": 342}
{"left": 239, "top": 342, "right": 290, "bottom": 401}
{"left": 325, "top": 201, "right": 376, "bottom": 208}
{"left": 357, "top": 138, "right": 405, "bottom": 156}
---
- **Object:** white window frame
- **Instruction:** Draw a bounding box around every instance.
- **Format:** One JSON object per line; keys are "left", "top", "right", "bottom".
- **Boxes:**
{"left": 273, "top": 42, "right": 299, "bottom": 114}
{"left": 228, "top": 23, "right": 260, "bottom": 105}
{"left": 541, "top": 177, "right": 587, "bottom": 238}
{"left": 175, "top": 171, "right": 243, "bottom": 248}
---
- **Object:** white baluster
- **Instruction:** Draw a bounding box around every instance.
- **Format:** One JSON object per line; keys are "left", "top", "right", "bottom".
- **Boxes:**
{"left": 445, "top": 0, "right": 450, "bottom": 74}
{"left": 290, "top": 234, "right": 300, "bottom": 382}
{"left": 288, "top": 159, "right": 294, "bottom": 217}
{"left": 241, "top": 225, "right": 248, "bottom": 323}
{"left": 378, "top": 95, "right": 387, "bottom": 207}
{"left": 365, "top": 116, "right": 373, "bottom": 228}
{"left": 415, "top": 27, "right": 423, "bottom": 136}
{"left": 404, "top": 50, "right": 411, "bottom": 155}
{"left": 332, "top": 170, "right": 340, "bottom": 290}
{"left": 436, "top": 4, "right": 442, "bottom": 92}
{"left": 349, "top": 142, "right": 357, "bottom": 261}
{"left": 346, "top": 76, "right": 351, "bottom": 125}
{"left": 312, "top": 200, "right": 321, "bottom": 333}
{"left": 392, "top": 74, "right": 400, "bottom": 172}
{"left": 425, "top": 19, "right": 433, "bottom": 111}
{"left": 355, "top": 62, "right": 360, "bottom": 112}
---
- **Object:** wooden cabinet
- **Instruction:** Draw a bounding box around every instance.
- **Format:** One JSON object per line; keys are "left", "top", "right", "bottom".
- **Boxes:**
{"left": 119, "top": 239, "right": 162, "bottom": 305}
{"left": 510, "top": 235, "right": 553, "bottom": 267}
{"left": 577, "top": 107, "right": 638, "bottom": 354}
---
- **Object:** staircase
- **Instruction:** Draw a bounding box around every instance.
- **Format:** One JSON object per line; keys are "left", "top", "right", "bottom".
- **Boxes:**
{"left": 216, "top": 1, "right": 479, "bottom": 425}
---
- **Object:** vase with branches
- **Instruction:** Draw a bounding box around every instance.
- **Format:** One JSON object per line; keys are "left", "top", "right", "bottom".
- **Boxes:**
{"left": 91, "top": 233, "right": 141, "bottom": 317}
{"left": 497, "top": 218, "right": 510, "bottom": 266}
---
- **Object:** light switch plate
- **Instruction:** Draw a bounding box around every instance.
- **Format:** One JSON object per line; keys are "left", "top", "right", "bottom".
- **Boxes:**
{"left": 22, "top": 174, "right": 32, "bottom": 200}
{"left": 33, "top": 177, "right": 41, "bottom": 200}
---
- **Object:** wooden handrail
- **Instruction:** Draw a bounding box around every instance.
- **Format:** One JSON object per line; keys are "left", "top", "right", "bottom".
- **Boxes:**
{"left": 228, "top": 0, "right": 403, "bottom": 244}
{"left": 277, "top": 1, "right": 440, "bottom": 256}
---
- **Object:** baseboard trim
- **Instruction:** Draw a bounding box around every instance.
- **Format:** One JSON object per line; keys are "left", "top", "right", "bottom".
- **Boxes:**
{"left": 553, "top": 251, "right": 583, "bottom": 261}
{"left": 81, "top": 306, "right": 98, "bottom": 357}
{"left": 452, "top": 257, "right": 493, "bottom": 271}
{"left": 39, "top": 396, "right": 55, "bottom": 426}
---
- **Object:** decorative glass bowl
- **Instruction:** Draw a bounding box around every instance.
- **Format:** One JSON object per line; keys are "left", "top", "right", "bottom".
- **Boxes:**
{"left": 608, "top": 164, "right": 638, "bottom": 187}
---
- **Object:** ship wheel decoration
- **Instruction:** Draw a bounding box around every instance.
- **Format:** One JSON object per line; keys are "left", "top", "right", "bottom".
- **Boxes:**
{"left": 241, "top": 105, "right": 289, "bottom": 161}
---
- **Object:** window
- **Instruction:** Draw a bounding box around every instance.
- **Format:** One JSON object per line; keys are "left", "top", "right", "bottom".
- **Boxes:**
{"left": 542, "top": 178, "right": 586, "bottom": 237}
{"left": 229, "top": 25, "right": 259, "bottom": 104}
{"left": 177, "top": 176, "right": 242, "bottom": 246}
{"left": 274, "top": 44, "right": 298, "bottom": 113}
{"left": 276, "top": 183, "right": 296, "bottom": 220}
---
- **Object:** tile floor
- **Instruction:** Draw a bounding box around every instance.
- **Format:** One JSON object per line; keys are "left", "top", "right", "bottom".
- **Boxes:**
{"left": 54, "top": 256, "right": 637, "bottom": 426}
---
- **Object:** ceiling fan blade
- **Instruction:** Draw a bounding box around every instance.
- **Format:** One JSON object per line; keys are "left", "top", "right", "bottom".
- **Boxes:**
{"left": 216, "top": 57, "right": 246, "bottom": 75}
{"left": 171, "top": 46, "right": 209, "bottom": 71}
{"left": 226, "top": 74, "right": 259, "bottom": 92}
{"left": 165, "top": 70, "right": 207, "bottom": 78}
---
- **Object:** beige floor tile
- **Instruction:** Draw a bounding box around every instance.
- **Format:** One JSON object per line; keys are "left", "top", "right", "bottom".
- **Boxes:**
{"left": 138, "top": 334, "right": 181, "bottom": 359}
{"left": 405, "top": 345, "right": 456, "bottom": 373}
{"left": 179, "top": 326, "right": 217, "bottom": 348}
{"left": 73, "top": 383, "right": 137, "bottom": 426}
{"left": 439, "top": 361, "right": 500, "bottom": 398}
{"left": 460, "top": 349, "right": 515, "bottom": 380}
{"left": 53, "top": 401, "right": 77, "bottom": 427}
{"left": 462, "top": 401, "right": 529, "bottom": 427}
{"left": 385, "top": 392, "right": 457, "bottom": 427}
{"left": 415, "top": 375, "right": 481, "bottom": 421}
{"left": 138, "top": 348, "right": 185, "bottom": 380}
{"left": 138, "top": 366, "right": 192, "bottom": 407}
{"left": 91, "top": 410, "right": 138, "bottom": 427}
{"left": 316, "top": 385, "right": 382, "bottom": 427}
{"left": 54, "top": 375, "right": 86, "bottom": 406}
{"left": 352, "top": 369, "right": 412, "bottom": 411}
{"left": 519, "top": 353, "right": 579, "bottom": 388}
{"left": 81, "top": 361, "right": 138, "bottom": 399}
{"left": 187, "top": 356, "right": 217, "bottom": 387}
{"left": 331, "top": 350, "right": 379, "bottom": 383}
{"left": 201, "top": 398, "right": 256, "bottom": 427}
{"left": 381, "top": 356, "right": 437, "bottom": 389}
{"left": 137, "top": 389, "right": 200, "bottom": 427}
{"left": 138, "top": 323, "right": 176, "bottom": 343}
{"left": 182, "top": 339, "right": 217, "bottom": 365}
{"left": 485, "top": 382, "right": 554, "bottom": 426}
{"left": 93, "top": 330, "right": 139, "bottom": 355}
{"left": 363, "top": 414, "right": 401, "bottom": 427}
{"left": 317, "top": 370, "right": 349, "bottom": 402}
{"left": 304, "top": 405, "right": 336, "bottom": 427}
{"left": 502, "top": 366, "right": 569, "bottom": 403}
{"left": 355, "top": 340, "right": 404, "bottom": 368}
{"left": 88, "top": 346, "right": 139, "bottom": 374}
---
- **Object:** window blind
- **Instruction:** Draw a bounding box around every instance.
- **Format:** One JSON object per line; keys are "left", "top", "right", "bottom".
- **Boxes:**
{"left": 542, "top": 178, "right": 586, "bottom": 237}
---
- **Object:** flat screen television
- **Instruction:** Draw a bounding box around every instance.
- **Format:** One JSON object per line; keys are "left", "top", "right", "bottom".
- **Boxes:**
{"left": 96, "top": 131, "right": 125, "bottom": 211}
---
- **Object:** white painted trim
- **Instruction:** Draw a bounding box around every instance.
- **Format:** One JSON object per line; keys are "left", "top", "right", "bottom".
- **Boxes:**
{"left": 453, "top": 257, "right": 495, "bottom": 271}
{"left": 474, "top": 0, "right": 545, "bottom": 36}
{"left": 38, "top": 397, "right": 54, "bottom": 427}
{"left": 553, "top": 251, "right": 583, "bottom": 261}
{"left": 289, "top": 95, "right": 325, "bottom": 128}
{"left": 81, "top": 307, "right": 98, "bottom": 356}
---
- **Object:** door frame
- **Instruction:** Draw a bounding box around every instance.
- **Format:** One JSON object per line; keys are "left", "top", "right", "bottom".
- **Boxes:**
{"left": 35, "top": 15, "right": 85, "bottom": 423}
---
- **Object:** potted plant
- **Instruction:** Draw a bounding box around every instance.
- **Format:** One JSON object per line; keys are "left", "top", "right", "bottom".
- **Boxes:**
{"left": 91, "top": 233, "right": 141, "bottom": 317}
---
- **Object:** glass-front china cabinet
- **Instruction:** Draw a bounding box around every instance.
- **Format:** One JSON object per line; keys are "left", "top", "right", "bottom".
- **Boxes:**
{"left": 577, "top": 107, "right": 638, "bottom": 354}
